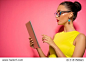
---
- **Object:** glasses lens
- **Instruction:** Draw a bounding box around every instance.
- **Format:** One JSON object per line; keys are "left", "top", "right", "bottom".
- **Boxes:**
{"left": 54, "top": 12, "right": 59, "bottom": 17}
{"left": 59, "top": 12, "right": 61, "bottom": 15}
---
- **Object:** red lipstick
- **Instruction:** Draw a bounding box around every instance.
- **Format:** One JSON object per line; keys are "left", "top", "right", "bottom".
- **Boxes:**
{"left": 57, "top": 19, "right": 59, "bottom": 22}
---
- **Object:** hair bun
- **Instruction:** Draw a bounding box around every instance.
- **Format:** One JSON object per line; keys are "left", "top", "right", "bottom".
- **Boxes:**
{"left": 74, "top": 1, "right": 81, "bottom": 12}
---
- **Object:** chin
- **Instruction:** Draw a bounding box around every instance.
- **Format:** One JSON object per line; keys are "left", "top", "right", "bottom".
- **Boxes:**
{"left": 58, "top": 22, "right": 63, "bottom": 25}
{"left": 58, "top": 22, "right": 65, "bottom": 25}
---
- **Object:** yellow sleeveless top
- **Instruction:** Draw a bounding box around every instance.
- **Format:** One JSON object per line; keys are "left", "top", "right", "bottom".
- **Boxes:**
{"left": 48, "top": 31, "right": 80, "bottom": 57}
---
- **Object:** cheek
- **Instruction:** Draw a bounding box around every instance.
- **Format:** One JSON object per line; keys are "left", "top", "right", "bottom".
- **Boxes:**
{"left": 60, "top": 14, "right": 68, "bottom": 22}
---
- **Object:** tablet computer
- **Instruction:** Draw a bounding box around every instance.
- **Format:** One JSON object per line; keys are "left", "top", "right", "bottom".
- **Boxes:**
{"left": 26, "top": 21, "right": 40, "bottom": 48}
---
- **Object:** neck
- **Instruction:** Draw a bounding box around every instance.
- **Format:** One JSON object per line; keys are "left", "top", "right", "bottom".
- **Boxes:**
{"left": 63, "top": 20, "right": 76, "bottom": 32}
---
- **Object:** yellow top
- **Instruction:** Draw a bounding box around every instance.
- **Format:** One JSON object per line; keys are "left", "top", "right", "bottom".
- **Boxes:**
{"left": 48, "top": 31, "right": 80, "bottom": 57}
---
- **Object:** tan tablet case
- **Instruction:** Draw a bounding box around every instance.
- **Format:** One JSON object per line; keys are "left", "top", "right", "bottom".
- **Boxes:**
{"left": 26, "top": 21, "right": 40, "bottom": 48}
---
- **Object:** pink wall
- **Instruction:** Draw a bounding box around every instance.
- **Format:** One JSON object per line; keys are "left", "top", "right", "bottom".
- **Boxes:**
{"left": 0, "top": 0, "right": 86, "bottom": 57}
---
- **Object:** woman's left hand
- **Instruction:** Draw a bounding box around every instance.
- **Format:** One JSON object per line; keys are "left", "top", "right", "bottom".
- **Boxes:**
{"left": 42, "top": 34, "right": 55, "bottom": 47}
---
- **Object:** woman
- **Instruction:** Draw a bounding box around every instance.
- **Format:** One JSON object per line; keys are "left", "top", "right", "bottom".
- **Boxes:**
{"left": 29, "top": 1, "right": 86, "bottom": 57}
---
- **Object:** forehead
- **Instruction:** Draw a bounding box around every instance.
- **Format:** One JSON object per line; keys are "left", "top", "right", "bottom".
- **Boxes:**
{"left": 57, "top": 5, "right": 69, "bottom": 12}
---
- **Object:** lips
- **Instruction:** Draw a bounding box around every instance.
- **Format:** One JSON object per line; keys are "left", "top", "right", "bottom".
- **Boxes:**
{"left": 57, "top": 19, "right": 59, "bottom": 22}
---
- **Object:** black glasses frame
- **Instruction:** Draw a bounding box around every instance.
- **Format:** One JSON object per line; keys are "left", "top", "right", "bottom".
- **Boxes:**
{"left": 54, "top": 11, "right": 71, "bottom": 17}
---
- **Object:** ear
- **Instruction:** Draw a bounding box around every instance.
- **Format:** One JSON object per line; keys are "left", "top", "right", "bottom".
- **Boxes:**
{"left": 69, "top": 12, "right": 73, "bottom": 18}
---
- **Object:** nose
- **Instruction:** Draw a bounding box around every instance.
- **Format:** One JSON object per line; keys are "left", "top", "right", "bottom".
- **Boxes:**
{"left": 55, "top": 15, "right": 59, "bottom": 19}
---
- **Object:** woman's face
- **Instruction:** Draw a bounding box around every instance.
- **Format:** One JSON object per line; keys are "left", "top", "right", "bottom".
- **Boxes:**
{"left": 56, "top": 5, "right": 72, "bottom": 25}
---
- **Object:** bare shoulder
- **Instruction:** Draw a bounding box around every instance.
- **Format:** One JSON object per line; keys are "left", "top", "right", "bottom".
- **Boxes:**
{"left": 77, "top": 33, "right": 86, "bottom": 39}
{"left": 75, "top": 33, "right": 86, "bottom": 48}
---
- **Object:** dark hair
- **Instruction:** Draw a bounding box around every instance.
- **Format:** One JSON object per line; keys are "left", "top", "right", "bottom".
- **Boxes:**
{"left": 60, "top": 1, "right": 82, "bottom": 21}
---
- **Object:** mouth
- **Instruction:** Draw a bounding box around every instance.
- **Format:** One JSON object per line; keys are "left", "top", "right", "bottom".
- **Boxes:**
{"left": 57, "top": 19, "right": 59, "bottom": 22}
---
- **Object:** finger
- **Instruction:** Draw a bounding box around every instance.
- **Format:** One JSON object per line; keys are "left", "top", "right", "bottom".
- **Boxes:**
{"left": 29, "top": 37, "right": 31, "bottom": 39}
{"left": 30, "top": 41, "right": 34, "bottom": 44}
{"left": 42, "top": 35, "right": 46, "bottom": 37}
{"left": 30, "top": 41, "right": 34, "bottom": 43}
{"left": 29, "top": 37, "right": 31, "bottom": 40}
{"left": 42, "top": 40, "right": 45, "bottom": 43}
{"left": 42, "top": 35, "right": 49, "bottom": 39}
{"left": 30, "top": 45, "right": 34, "bottom": 47}
{"left": 42, "top": 37, "right": 46, "bottom": 41}
{"left": 30, "top": 39, "right": 33, "bottom": 41}
{"left": 42, "top": 37, "right": 44, "bottom": 40}
{"left": 29, "top": 38, "right": 32, "bottom": 40}
{"left": 30, "top": 39, "right": 33, "bottom": 42}
{"left": 30, "top": 43, "right": 34, "bottom": 47}
{"left": 31, "top": 41, "right": 33, "bottom": 43}
{"left": 30, "top": 44, "right": 34, "bottom": 48}
{"left": 42, "top": 37, "right": 48, "bottom": 41}
{"left": 43, "top": 41, "right": 47, "bottom": 43}
{"left": 31, "top": 45, "right": 34, "bottom": 48}
{"left": 42, "top": 34, "right": 48, "bottom": 36}
{"left": 32, "top": 46, "right": 34, "bottom": 48}
{"left": 42, "top": 34, "right": 48, "bottom": 37}
{"left": 42, "top": 36, "right": 48, "bottom": 39}
{"left": 31, "top": 43, "right": 34, "bottom": 46}
{"left": 42, "top": 38, "right": 44, "bottom": 41}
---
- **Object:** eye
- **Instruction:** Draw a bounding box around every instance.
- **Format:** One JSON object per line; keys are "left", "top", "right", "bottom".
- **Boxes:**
{"left": 59, "top": 12, "right": 61, "bottom": 15}
{"left": 58, "top": 10, "right": 60, "bottom": 12}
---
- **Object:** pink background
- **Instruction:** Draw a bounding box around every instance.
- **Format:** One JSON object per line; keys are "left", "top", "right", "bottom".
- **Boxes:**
{"left": 0, "top": 0, "right": 86, "bottom": 57}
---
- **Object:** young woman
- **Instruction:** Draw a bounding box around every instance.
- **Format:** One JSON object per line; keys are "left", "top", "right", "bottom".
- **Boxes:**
{"left": 29, "top": 1, "right": 86, "bottom": 57}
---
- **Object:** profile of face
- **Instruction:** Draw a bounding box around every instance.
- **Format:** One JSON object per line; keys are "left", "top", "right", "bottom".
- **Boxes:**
{"left": 55, "top": 5, "right": 73, "bottom": 25}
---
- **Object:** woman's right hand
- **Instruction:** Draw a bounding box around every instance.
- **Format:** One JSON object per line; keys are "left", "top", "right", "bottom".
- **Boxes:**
{"left": 29, "top": 37, "right": 34, "bottom": 48}
{"left": 29, "top": 37, "right": 46, "bottom": 57}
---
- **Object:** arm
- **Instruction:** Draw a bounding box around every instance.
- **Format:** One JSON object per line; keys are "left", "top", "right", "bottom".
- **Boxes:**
{"left": 36, "top": 48, "right": 46, "bottom": 57}
{"left": 36, "top": 48, "right": 50, "bottom": 57}
{"left": 52, "top": 43, "right": 66, "bottom": 57}
{"left": 42, "top": 34, "right": 66, "bottom": 57}
{"left": 46, "top": 51, "right": 50, "bottom": 57}
{"left": 72, "top": 33, "right": 86, "bottom": 57}
{"left": 42, "top": 34, "right": 86, "bottom": 57}
{"left": 29, "top": 37, "right": 48, "bottom": 57}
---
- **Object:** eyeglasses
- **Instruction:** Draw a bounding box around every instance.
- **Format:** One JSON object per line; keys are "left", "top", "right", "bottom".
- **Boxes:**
{"left": 54, "top": 11, "right": 71, "bottom": 17}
